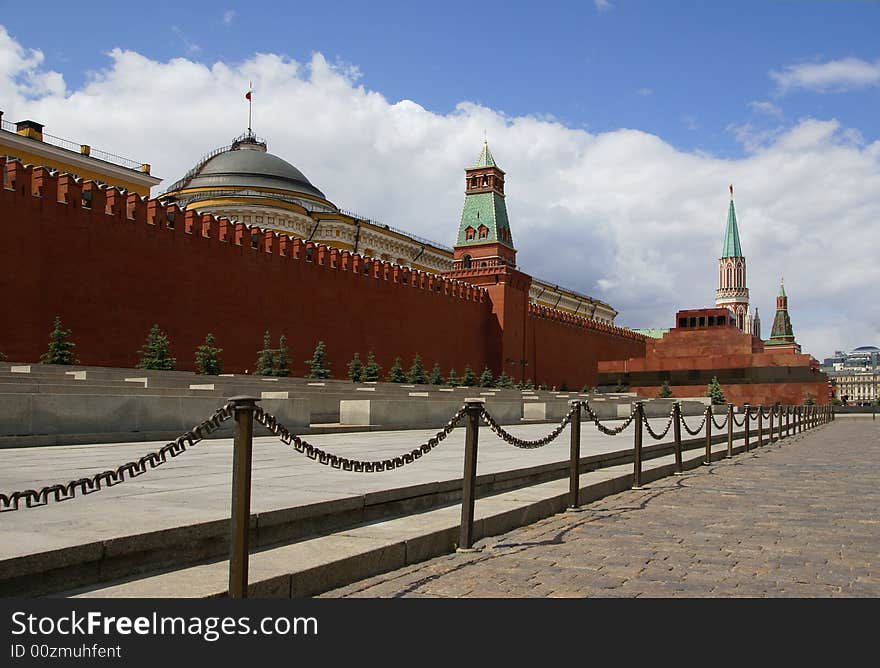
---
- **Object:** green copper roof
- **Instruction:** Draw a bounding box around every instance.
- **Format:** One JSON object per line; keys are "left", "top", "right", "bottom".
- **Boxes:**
{"left": 456, "top": 191, "right": 514, "bottom": 247}
{"left": 721, "top": 199, "right": 743, "bottom": 258}
{"left": 472, "top": 140, "right": 496, "bottom": 168}
{"left": 778, "top": 279, "right": 786, "bottom": 297}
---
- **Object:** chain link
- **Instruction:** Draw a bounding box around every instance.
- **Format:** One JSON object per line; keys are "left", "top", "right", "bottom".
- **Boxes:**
{"left": 680, "top": 411, "right": 708, "bottom": 436}
{"left": 0, "top": 403, "right": 235, "bottom": 512}
{"left": 710, "top": 410, "right": 729, "bottom": 430}
{"left": 581, "top": 401, "right": 637, "bottom": 436}
{"left": 481, "top": 405, "right": 574, "bottom": 449}
{"left": 642, "top": 408, "right": 675, "bottom": 440}
{"left": 732, "top": 412, "right": 746, "bottom": 427}
{"left": 254, "top": 405, "right": 467, "bottom": 472}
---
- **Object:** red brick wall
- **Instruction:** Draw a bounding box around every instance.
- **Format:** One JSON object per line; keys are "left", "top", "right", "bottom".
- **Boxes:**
{"left": 527, "top": 305, "right": 647, "bottom": 389}
{"left": 0, "top": 161, "right": 491, "bottom": 376}
{"left": 0, "top": 159, "right": 644, "bottom": 383}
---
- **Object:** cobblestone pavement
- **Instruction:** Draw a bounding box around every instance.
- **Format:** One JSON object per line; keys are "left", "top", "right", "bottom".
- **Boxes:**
{"left": 322, "top": 419, "right": 880, "bottom": 598}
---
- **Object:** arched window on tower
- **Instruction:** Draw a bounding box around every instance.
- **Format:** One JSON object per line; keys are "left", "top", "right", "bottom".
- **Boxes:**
{"left": 736, "top": 265, "right": 742, "bottom": 286}
{"left": 461, "top": 254, "right": 472, "bottom": 269}
{"left": 726, "top": 266, "right": 732, "bottom": 288}
{"left": 465, "top": 226, "right": 476, "bottom": 240}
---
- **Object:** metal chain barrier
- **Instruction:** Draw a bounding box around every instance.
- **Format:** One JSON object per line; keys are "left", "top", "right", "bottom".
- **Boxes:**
{"left": 711, "top": 410, "right": 729, "bottom": 430}
{"left": 731, "top": 411, "right": 746, "bottom": 427}
{"left": 581, "top": 401, "right": 637, "bottom": 436}
{"left": 761, "top": 406, "right": 773, "bottom": 419}
{"left": 254, "top": 405, "right": 467, "bottom": 472}
{"left": 642, "top": 408, "right": 675, "bottom": 440}
{"left": 748, "top": 407, "right": 762, "bottom": 419}
{"left": 481, "top": 405, "right": 575, "bottom": 449}
{"left": 0, "top": 403, "right": 235, "bottom": 512}
{"left": 680, "top": 411, "right": 708, "bottom": 436}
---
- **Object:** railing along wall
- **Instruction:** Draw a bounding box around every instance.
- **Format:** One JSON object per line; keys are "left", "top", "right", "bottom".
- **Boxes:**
{"left": 0, "top": 397, "right": 833, "bottom": 597}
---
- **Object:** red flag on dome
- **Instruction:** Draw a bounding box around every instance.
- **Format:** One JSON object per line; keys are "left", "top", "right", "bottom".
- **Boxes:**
{"left": 245, "top": 90, "right": 251, "bottom": 101}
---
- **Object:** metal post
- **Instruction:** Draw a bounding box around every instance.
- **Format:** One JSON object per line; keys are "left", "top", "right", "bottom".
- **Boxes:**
{"left": 757, "top": 405, "right": 763, "bottom": 448}
{"left": 228, "top": 396, "right": 259, "bottom": 599}
{"left": 726, "top": 404, "right": 733, "bottom": 458}
{"left": 704, "top": 405, "right": 712, "bottom": 465}
{"left": 632, "top": 401, "right": 644, "bottom": 489}
{"left": 743, "top": 403, "right": 750, "bottom": 452}
{"left": 785, "top": 405, "right": 790, "bottom": 438}
{"left": 672, "top": 402, "right": 683, "bottom": 474}
{"left": 458, "top": 401, "right": 483, "bottom": 551}
{"left": 769, "top": 406, "right": 775, "bottom": 444}
{"left": 568, "top": 401, "right": 581, "bottom": 509}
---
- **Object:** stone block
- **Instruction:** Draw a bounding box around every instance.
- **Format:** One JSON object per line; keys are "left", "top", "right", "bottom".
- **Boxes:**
{"left": 11, "top": 366, "right": 31, "bottom": 373}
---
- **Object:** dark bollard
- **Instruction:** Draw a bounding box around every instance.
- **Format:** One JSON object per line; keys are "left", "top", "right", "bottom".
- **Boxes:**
{"left": 568, "top": 401, "right": 582, "bottom": 509}
{"left": 726, "top": 404, "right": 734, "bottom": 458}
{"left": 743, "top": 403, "right": 750, "bottom": 451}
{"left": 785, "top": 405, "right": 791, "bottom": 438}
{"left": 769, "top": 406, "right": 775, "bottom": 444}
{"left": 632, "top": 401, "right": 644, "bottom": 489}
{"left": 704, "top": 405, "right": 712, "bottom": 465}
{"left": 458, "top": 401, "right": 484, "bottom": 551}
{"left": 757, "top": 405, "right": 763, "bottom": 447}
{"left": 228, "top": 396, "right": 259, "bottom": 599}
{"left": 672, "top": 402, "right": 683, "bottom": 475}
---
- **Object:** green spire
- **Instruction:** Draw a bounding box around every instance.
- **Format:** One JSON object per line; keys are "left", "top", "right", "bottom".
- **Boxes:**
{"left": 473, "top": 138, "right": 496, "bottom": 168}
{"left": 721, "top": 185, "right": 743, "bottom": 258}
{"left": 455, "top": 141, "right": 514, "bottom": 249}
{"left": 778, "top": 277, "right": 786, "bottom": 297}
{"left": 766, "top": 278, "right": 795, "bottom": 346}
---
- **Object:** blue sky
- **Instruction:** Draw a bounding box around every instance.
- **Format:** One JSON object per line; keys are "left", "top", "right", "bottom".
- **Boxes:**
{"left": 1, "top": 1, "right": 879, "bottom": 358}
{"left": 8, "top": 1, "right": 880, "bottom": 157}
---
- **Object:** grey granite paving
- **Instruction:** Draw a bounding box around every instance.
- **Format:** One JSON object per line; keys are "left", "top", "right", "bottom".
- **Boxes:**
{"left": 320, "top": 419, "right": 879, "bottom": 598}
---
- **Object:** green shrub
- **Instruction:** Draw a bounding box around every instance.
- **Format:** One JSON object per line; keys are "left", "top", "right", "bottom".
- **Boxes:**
{"left": 136, "top": 324, "right": 175, "bottom": 370}
{"left": 306, "top": 340, "right": 330, "bottom": 379}
{"left": 429, "top": 363, "right": 443, "bottom": 385}
{"left": 461, "top": 365, "right": 477, "bottom": 387}
{"left": 407, "top": 354, "right": 427, "bottom": 384}
{"left": 362, "top": 351, "right": 381, "bottom": 382}
{"left": 41, "top": 316, "right": 78, "bottom": 365}
{"left": 347, "top": 353, "right": 363, "bottom": 382}
{"left": 194, "top": 333, "right": 222, "bottom": 375}
{"left": 706, "top": 377, "right": 726, "bottom": 405}
{"left": 386, "top": 357, "right": 407, "bottom": 383}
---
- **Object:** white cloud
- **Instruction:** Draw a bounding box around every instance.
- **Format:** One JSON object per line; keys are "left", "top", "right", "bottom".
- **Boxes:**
{"left": 222, "top": 10, "right": 235, "bottom": 26}
{"left": 594, "top": 0, "right": 613, "bottom": 12}
{"left": 771, "top": 57, "right": 880, "bottom": 93}
{"left": 1, "top": 26, "right": 878, "bottom": 360}
{"left": 170, "top": 26, "right": 201, "bottom": 55}
{"left": 636, "top": 87, "right": 652, "bottom": 97}
{"left": 748, "top": 100, "right": 782, "bottom": 117}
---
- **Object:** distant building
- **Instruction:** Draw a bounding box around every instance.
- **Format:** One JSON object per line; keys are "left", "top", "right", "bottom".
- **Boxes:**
{"left": 822, "top": 346, "right": 879, "bottom": 405}
{"left": 0, "top": 111, "right": 159, "bottom": 195}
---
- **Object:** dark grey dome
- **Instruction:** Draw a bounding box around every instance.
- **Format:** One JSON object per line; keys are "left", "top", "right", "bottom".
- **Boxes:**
{"left": 852, "top": 346, "right": 879, "bottom": 352}
{"left": 181, "top": 140, "right": 327, "bottom": 201}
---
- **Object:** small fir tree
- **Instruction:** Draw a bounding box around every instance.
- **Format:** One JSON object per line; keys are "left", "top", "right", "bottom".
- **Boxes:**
{"left": 539, "top": 383, "right": 548, "bottom": 391}
{"left": 136, "top": 324, "right": 176, "bottom": 370}
{"left": 255, "top": 331, "right": 276, "bottom": 376}
{"left": 306, "top": 340, "right": 330, "bottom": 379}
{"left": 581, "top": 384, "right": 591, "bottom": 393}
{"left": 362, "top": 351, "right": 381, "bottom": 382}
{"left": 446, "top": 368, "right": 459, "bottom": 387}
{"left": 478, "top": 366, "right": 495, "bottom": 388}
{"left": 194, "top": 333, "right": 223, "bottom": 375}
{"left": 429, "top": 363, "right": 443, "bottom": 385}
{"left": 274, "top": 335, "right": 291, "bottom": 377}
{"left": 658, "top": 380, "right": 673, "bottom": 398}
{"left": 560, "top": 382, "right": 569, "bottom": 391}
{"left": 387, "top": 356, "right": 407, "bottom": 383}
{"left": 524, "top": 378, "right": 534, "bottom": 390}
{"left": 40, "top": 316, "right": 78, "bottom": 365}
{"left": 804, "top": 395, "right": 816, "bottom": 406}
{"left": 614, "top": 380, "right": 626, "bottom": 392}
{"left": 461, "top": 365, "right": 477, "bottom": 387}
{"left": 0, "top": 351, "right": 7, "bottom": 362}
{"left": 706, "top": 376, "right": 727, "bottom": 405}
{"left": 407, "top": 354, "right": 427, "bottom": 385}
{"left": 347, "top": 353, "right": 364, "bottom": 382}
{"left": 496, "top": 372, "right": 514, "bottom": 389}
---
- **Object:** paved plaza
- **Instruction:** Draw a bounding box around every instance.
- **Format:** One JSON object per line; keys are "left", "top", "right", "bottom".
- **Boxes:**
{"left": 322, "top": 419, "right": 880, "bottom": 597}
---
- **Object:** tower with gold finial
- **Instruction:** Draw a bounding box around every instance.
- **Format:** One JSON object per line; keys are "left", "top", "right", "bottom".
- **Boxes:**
{"left": 715, "top": 185, "right": 754, "bottom": 333}
{"left": 451, "top": 138, "right": 516, "bottom": 270}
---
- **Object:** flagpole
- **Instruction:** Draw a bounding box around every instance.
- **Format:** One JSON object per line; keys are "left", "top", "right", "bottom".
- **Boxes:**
{"left": 247, "top": 81, "right": 252, "bottom": 135}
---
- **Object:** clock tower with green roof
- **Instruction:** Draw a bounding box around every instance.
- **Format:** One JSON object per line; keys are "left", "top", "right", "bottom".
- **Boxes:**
{"left": 452, "top": 139, "right": 517, "bottom": 270}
